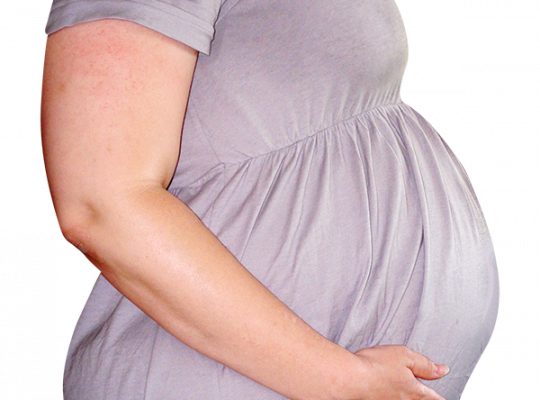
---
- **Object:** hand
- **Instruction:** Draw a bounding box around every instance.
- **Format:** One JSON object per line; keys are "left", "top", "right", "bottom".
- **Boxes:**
{"left": 352, "top": 345, "right": 449, "bottom": 400}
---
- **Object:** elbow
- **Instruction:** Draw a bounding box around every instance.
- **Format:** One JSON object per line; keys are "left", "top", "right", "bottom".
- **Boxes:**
{"left": 55, "top": 201, "right": 100, "bottom": 256}
{"left": 59, "top": 217, "right": 93, "bottom": 255}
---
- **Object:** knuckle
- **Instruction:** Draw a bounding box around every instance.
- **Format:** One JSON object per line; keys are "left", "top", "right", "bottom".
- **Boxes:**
{"left": 401, "top": 346, "right": 416, "bottom": 364}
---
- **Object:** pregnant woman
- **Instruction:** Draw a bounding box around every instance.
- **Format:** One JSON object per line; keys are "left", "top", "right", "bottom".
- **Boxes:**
{"left": 41, "top": 0, "right": 499, "bottom": 399}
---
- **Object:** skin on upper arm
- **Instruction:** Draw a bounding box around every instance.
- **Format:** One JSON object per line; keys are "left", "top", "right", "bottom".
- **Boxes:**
{"left": 41, "top": 19, "right": 198, "bottom": 228}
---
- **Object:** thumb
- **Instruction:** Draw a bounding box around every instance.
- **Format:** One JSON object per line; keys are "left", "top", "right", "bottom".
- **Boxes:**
{"left": 407, "top": 351, "right": 450, "bottom": 380}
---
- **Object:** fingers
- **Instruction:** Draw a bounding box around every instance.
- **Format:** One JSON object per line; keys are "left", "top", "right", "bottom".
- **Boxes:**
{"left": 352, "top": 345, "right": 449, "bottom": 400}
{"left": 405, "top": 347, "right": 449, "bottom": 399}
{"left": 405, "top": 348, "right": 450, "bottom": 381}
{"left": 413, "top": 379, "right": 447, "bottom": 400}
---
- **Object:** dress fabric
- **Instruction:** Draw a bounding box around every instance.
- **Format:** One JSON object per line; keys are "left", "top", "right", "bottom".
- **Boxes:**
{"left": 46, "top": 1, "right": 499, "bottom": 399}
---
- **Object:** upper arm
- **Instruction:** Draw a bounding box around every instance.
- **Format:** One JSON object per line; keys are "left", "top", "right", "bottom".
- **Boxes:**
{"left": 41, "top": 19, "right": 198, "bottom": 224}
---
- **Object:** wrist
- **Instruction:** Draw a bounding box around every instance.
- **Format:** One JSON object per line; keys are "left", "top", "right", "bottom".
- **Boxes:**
{"left": 320, "top": 347, "right": 367, "bottom": 400}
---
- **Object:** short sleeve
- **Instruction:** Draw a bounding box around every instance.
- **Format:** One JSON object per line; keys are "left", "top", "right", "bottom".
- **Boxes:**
{"left": 45, "top": 0, "right": 225, "bottom": 55}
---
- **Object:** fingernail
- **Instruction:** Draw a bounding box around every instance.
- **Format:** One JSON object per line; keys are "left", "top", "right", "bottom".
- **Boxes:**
{"left": 436, "top": 364, "right": 450, "bottom": 377}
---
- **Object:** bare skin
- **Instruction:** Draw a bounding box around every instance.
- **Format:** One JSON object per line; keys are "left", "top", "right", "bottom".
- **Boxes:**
{"left": 42, "top": 19, "right": 448, "bottom": 400}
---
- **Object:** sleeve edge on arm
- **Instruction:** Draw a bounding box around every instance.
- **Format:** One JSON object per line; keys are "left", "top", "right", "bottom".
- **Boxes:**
{"left": 45, "top": 0, "right": 216, "bottom": 55}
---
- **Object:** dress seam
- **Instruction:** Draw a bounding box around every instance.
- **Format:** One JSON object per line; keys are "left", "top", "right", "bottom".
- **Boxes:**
{"left": 216, "top": 0, "right": 241, "bottom": 25}
{"left": 174, "top": 102, "right": 407, "bottom": 190}
{"left": 225, "top": 102, "right": 407, "bottom": 168}
{"left": 318, "top": 101, "right": 404, "bottom": 135}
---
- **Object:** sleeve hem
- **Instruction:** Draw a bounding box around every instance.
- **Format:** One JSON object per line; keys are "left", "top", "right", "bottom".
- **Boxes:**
{"left": 45, "top": 0, "right": 215, "bottom": 55}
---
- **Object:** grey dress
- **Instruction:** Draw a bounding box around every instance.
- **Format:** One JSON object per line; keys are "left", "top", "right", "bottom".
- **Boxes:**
{"left": 46, "top": 1, "right": 499, "bottom": 399}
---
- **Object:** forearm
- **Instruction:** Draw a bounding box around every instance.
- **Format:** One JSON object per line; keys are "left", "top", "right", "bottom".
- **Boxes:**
{"left": 65, "top": 183, "right": 362, "bottom": 400}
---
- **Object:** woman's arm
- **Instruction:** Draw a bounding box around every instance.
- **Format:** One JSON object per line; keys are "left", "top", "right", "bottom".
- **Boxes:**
{"left": 41, "top": 19, "right": 359, "bottom": 399}
{"left": 42, "top": 19, "right": 446, "bottom": 400}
